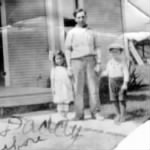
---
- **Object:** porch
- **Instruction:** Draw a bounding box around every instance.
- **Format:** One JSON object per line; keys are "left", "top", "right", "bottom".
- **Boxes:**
{"left": 0, "top": 87, "right": 52, "bottom": 117}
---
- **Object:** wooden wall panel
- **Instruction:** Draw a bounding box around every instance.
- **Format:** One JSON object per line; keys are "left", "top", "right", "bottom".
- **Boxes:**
{"left": 5, "top": 0, "right": 50, "bottom": 87}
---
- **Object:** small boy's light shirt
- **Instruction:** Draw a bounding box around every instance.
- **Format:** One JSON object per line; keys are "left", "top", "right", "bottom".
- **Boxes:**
{"left": 65, "top": 26, "right": 100, "bottom": 61}
{"left": 105, "top": 59, "right": 129, "bottom": 82}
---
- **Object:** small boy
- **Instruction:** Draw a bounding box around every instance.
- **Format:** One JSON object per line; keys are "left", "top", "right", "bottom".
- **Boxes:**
{"left": 102, "top": 43, "right": 129, "bottom": 123}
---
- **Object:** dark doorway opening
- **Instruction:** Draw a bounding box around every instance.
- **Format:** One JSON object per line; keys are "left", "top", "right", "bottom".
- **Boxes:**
{"left": 0, "top": 7, "right": 4, "bottom": 87}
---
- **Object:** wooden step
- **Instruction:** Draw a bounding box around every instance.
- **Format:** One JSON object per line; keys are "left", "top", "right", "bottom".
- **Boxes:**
{"left": 0, "top": 87, "right": 52, "bottom": 107}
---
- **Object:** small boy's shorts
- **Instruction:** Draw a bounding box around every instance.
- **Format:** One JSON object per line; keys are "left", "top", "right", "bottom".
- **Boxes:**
{"left": 109, "top": 77, "right": 125, "bottom": 101}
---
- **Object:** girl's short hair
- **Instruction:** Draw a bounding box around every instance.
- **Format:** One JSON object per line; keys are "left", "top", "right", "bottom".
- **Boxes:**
{"left": 53, "top": 50, "right": 67, "bottom": 67}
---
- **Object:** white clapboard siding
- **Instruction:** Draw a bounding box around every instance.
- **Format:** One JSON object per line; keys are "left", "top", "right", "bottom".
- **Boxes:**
{"left": 5, "top": 0, "right": 50, "bottom": 87}
{"left": 84, "top": 0, "right": 123, "bottom": 33}
{"left": 84, "top": 0, "right": 123, "bottom": 64}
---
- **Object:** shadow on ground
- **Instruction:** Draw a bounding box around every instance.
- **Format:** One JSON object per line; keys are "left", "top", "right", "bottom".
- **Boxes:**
{"left": 103, "top": 108, "right": 148, "bottom": 123}
{"left": 1, "top": 103, "right": 50, "bottom": 118}
{"left": 126, "top": 109, "right": 146, "bottom": 121}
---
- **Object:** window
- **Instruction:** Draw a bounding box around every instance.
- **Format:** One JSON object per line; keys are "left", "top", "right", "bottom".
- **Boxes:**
{"left": 61, "top": 0, "right": 78, "bottom": 27}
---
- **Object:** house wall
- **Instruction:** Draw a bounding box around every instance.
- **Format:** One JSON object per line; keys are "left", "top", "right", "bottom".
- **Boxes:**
{"left": 84, "top": 0, "right": 123, "bottom": 64}
{"left": 84, "top": 0, "right": 123, "bottom": 33}
{"left": 4, "top": 0, "right": 124, "bottom": 87}
{"left": 5, "top": 0, "right": 50, "bottom": 87}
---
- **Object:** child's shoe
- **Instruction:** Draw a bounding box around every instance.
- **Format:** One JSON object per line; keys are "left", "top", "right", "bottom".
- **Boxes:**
{"left": 91, "top": 112, "right": 104, "bottom": 121}
{"left": 114, "top": 115, "right": 121, "bottom": 124}
{"left": 119, "top": 115, "right": 126, "bottom": 123}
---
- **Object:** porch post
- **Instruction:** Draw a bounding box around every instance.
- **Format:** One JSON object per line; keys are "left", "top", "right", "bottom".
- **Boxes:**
{"left": 45, "top": 0, "right": 56, "bottom": 63}
{"left": 46, "top": 0, "right": 65, "bottom": 62}
{"left": 57, "top": 0, "right": 65, "bottom": 51}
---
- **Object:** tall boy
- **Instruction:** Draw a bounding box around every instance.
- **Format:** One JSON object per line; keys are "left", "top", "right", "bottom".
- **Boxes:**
{"left": 65, "top": 9, "right": 103, "bottom": 120}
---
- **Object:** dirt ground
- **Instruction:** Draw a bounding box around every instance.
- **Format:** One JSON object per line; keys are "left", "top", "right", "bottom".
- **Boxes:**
{"left": 0, "top": 84, "right": 150, "bottom": 150}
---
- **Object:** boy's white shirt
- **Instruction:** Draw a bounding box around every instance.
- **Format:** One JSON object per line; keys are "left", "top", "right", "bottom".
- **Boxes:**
{"left": 102, "top": 58, "right": 129, "bottom": 89}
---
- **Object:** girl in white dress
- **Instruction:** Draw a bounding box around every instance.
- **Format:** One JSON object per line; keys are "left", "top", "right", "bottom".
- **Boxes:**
{"left": 51, "top": 51, "right": 74, "bottom": 118}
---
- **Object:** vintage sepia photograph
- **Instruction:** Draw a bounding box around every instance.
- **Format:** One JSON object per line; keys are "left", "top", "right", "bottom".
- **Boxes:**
{"left": 0, "top": 0, "right": 150, "bottom": 149}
